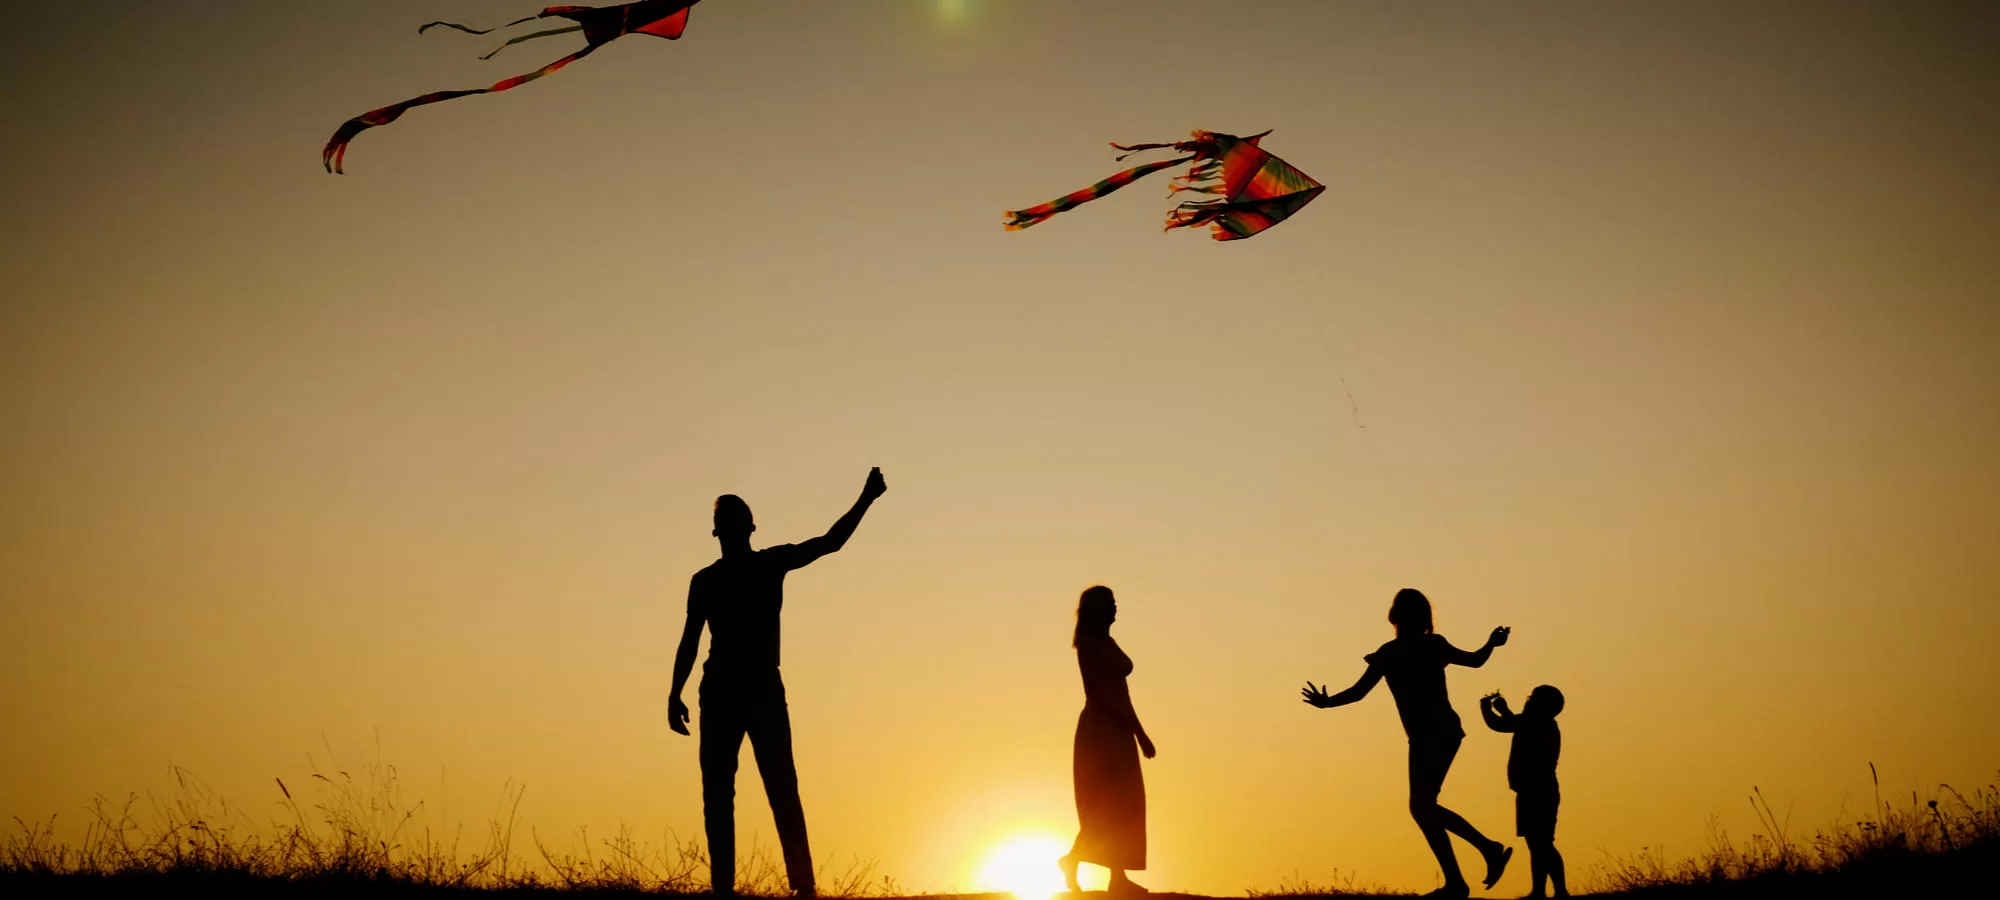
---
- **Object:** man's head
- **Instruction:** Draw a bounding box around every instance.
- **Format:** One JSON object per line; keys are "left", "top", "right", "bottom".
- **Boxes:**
{"left": 713, "top": 494, "right": 755, "bottom": 540}
{"left": 1524, "top": 684, "right": 1565, "bottom": 720}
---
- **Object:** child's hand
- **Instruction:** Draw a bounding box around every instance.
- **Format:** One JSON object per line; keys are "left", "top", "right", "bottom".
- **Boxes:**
{"left": 1489, "top": 625, "right": 1511, "bottom": 648}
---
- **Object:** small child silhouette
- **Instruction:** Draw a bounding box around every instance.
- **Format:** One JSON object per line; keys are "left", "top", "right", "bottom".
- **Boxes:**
{"left": 1480, "top": 686, "right": 1566, "bottom": 898}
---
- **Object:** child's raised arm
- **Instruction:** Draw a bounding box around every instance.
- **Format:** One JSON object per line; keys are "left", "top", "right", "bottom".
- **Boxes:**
{"left": 1302, "top": 665, "right": 1383, "bottom": 709}
{"left": 1480, "top": 692, "right": 1516, "bottom": 732}
{"left": 1445, "top": 626, "right": 1511, "bottom": 668}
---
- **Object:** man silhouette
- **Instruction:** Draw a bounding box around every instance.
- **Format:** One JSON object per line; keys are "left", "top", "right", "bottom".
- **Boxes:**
{"left": 669, "top": 467, "right": 888, "bottom": 898}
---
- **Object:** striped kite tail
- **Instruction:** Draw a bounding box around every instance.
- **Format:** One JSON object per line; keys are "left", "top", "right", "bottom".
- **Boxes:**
{"left": 1002, "top": 154, "right": 1194, "bottom": 232}
{"left": 322, "top": 44, "right": 599, "bottom": 173}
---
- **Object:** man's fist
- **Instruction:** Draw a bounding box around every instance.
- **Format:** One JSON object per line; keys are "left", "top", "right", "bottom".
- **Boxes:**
{"left": 862, "top": 467, "right": 888, "bottom": 500}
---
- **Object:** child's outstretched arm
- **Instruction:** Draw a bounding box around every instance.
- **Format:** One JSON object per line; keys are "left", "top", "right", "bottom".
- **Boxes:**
{"left": 1480, "top": 693, "right": 1516, "bottom": 732}
{"left": 1445, "top": 626, "right": 1511, "bottom": 668}
{"left": 1302, "top": 666, "right": 1383, "bottom": 709}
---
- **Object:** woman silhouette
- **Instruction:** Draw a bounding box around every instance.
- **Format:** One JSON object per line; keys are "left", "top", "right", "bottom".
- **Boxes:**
{"left": 1302, "top": 589, "right": 1513, "bottom": 899}
{"left": 1059, "top": 586, "right": 1155, "bottom": 894}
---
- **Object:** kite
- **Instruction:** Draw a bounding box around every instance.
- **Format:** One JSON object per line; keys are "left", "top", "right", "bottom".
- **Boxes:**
{"left": 323, "top": 0, "right": 703, "bottom": 173}
{"left": 1003, "top": 130, "right": 1325, "bottom": 241}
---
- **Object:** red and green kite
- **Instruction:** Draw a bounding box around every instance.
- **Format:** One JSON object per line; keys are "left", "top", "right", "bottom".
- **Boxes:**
{"left": 1004, "top": 130, "right": 1325, "bottom": 241}
{"left": 324, "top": 0, "right": 702, "bottom": 174}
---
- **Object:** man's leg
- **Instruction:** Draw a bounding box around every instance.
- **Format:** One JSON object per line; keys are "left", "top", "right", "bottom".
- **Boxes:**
{"left": 701, "top": 700, "right": 748, "bottom": 895}
{"left": 747, "top": 684, "right": 815, "bottom": 896}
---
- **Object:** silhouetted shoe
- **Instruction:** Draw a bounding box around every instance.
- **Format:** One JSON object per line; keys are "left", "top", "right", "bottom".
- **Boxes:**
{"left": 793, "top": 889, "right": 817, "bottom": 899}
{"left": 1057, "top": 855, "right": 1081, "bottom": 894}
{"left": 1481, "top": 843, "right": 1513, "bottom": 889}
{"left": 1420, "top": 884, "right": 1470, "bottom": 899}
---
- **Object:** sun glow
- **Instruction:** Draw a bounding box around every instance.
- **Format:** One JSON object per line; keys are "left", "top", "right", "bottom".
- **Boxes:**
{"left": 974, "top": 834, "right": 1071, "bottom": 900}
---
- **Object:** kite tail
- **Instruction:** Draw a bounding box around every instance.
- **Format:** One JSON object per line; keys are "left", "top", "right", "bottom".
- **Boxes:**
{"left": 322, "top": 44, "right": 601, "bottom": 173}
{"left": 417, "top": 15, "right": 542, "bottom": 36}
{"left": 480, "top": 26, "right": 586, "bottom": 60}
{"left": 1002, "top": 155, "right": 1194, "bottom": 231}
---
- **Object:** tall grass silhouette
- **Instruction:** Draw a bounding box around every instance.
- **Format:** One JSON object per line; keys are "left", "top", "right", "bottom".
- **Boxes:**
{"left": 1244, "top": 868, "right": 1394, "bottom": 897}
{"left": 1587, "top": 765, "right": 1998, "bottom": 896}
{"left": 2, "top": 755, "right": 896, "bottom": 895}
{"left": 1239, "top": 767, "right": 1997, "bottom": 897}
{"left": 3, "top": 761, "right": 1992, "bottom": 895}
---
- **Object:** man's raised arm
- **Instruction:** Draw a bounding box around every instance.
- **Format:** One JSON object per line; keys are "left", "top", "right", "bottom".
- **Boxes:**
{"left": 788, "top": 467, "right": 888, "bottom": 567}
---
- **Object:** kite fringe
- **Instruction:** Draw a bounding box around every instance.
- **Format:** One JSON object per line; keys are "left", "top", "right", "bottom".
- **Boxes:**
{"left": 1163, "top": 198, "right": 1228, "bottom": 232}
{"left": 1168, "top": 159, "right": 1224, "bottom": 195}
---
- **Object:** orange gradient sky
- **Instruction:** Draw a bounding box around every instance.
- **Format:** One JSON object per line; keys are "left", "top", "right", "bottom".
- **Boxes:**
{"left": 2, "top": 1, "right": 1997, "bottom": 895}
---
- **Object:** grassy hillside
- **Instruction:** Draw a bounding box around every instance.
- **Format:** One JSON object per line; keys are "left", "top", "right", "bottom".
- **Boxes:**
{"left": 4, "top": 762, "right": 1993, "bottom": 897}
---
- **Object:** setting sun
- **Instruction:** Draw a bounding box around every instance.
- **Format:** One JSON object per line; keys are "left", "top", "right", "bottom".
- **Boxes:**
{"left": 974, "top": 834, "right": 1071, "bottom": 900}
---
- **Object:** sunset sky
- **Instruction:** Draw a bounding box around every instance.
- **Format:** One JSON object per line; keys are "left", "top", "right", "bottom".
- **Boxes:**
{"left": 2, "top": 1, "right": 1997, "bottom": 895}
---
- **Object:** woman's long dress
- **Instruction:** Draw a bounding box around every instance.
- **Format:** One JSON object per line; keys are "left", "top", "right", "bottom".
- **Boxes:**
{"left": 1070, "top": 635, "right": 1146, "bottom": 870}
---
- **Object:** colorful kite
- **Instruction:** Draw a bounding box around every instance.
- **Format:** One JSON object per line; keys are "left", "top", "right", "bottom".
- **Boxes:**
{"left": 323, "top": 0, "right": 703, "bottom": 173}
{"left": 1003, "top": 130, "right": 1324, "bottom": 241}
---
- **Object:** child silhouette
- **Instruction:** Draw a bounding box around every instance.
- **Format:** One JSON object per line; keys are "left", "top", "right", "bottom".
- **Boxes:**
{"left": 1302, "top": 588, "right": 1513, "bottom": 898}
{"left": 1480, "top": 686, "right": 1566, "bottom": 898}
